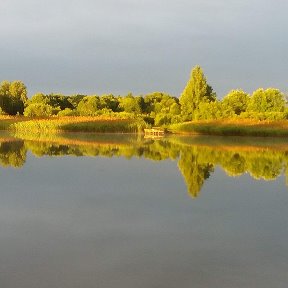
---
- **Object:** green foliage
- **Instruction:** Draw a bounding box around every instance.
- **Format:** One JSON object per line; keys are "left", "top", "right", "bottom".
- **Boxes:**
{"left": 142, "top": 92, "right": 181, "bottom": 125}
{"left": 196, "top": 101, "right": 234, "bottom": 120}
{"left": 154, "top": 113, "right": 172, "bottom": 126}
{"left": 143, "top": 92, "right": 180, "bottom": 114}
{"left": 9, "top": 81, "right": 28, "bottom": 103}
{"left": 24, "top": 103, "right": 54, "bottom": 117}
{"left": 248, "top": 88, "right": 285, "bottom": 113}
{"left": 170, "top": 102, "right": 181, "bottom": 115}
{"left": 68, "top": 94, "right": 85, "bottom": 109}
{"left": 1, "top": 75, "right": 288, "bottom": 125}
{"left": 29, "top": 93, "right": 48, "bottom": 104}
{"left": 27, "top": 93, "right": 75, "bottom": 114}
{"left": 0, "top": 80, "right": 27, "bottom": 115}
{"left": 118, "top": 94, "right": 143, "bottom": 114}
{"left": 180, "top": 65, "right": 216, "bottom": 120}
{"left": 99, "top": 94, "right": 120, "bottom": 112}
{"left": 76, "top": 95, "right": 121, "bottom": 116}
{"left": 77, "top": 96, "right": 100, "bottom": 116}
{"left": 49, "top": 94, "right": 74, "bottom": 110}
{"left": 154, "top": 113, "right": 182, "bottom": 126}
{"left": 0, "top": 81, "right": 10, "bottom": 97}
{"left": 222, "top": 90, "right": 250, "bottom": 115}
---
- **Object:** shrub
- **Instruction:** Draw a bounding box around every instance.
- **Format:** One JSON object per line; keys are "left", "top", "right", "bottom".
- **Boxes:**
{"left": 24, "top": 103, "right": 53, "bottom": 117}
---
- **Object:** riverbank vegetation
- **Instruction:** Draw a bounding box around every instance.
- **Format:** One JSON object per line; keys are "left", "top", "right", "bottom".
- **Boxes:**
{"left": 170, "top": 119, "right": 288, "bottom": 137}
{"left": 1, "top": 66, "right": 288, "bottom": 135}
{"left": 5, "top": 116, "right": 147, "bottom": 134}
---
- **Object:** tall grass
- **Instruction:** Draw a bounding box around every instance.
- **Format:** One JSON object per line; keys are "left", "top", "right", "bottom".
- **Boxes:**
{"left": 3, "top": 116, "right": 288, "bottom": 137}
{"left": 0, "top": 116, "right": 24, "bottom": 130}
{"left": 169, "top": 119, "right": 288, "bottom": 137}
{"left": 10, "top": 116, "right": 148, "bottom": 134}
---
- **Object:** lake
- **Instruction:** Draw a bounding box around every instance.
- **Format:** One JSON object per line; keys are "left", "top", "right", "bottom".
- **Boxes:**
{"left": 0, "top": 132, "right": 287, "bottom": 288}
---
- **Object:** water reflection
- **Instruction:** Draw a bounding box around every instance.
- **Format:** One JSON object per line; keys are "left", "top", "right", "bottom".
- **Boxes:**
{"left": 1, "top": 133, "right": 288, "bottom": 197}
{"left": 0, "top": 139, "right": 26, "bottom": 168}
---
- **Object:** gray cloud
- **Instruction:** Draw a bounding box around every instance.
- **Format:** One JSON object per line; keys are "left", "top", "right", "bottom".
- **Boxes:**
{"left": 0, "top": 0, "right": 287, "bottom": 97}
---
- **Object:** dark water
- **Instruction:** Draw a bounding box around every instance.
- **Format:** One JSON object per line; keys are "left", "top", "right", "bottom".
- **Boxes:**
{"left": 0, "top": 133, "right": 287, "bottom": 287}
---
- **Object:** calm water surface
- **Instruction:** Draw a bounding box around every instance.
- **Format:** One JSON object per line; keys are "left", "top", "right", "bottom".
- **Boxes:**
{"left": 0, "top": 133, "right": 287, "bottom": 287}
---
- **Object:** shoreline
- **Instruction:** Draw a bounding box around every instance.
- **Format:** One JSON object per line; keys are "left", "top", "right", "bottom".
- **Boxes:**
{"left": 1, "top": 116, "right": 288, "bottom": 138}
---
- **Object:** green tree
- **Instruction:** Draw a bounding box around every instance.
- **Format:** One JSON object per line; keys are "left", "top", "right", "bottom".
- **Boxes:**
{"left": 77, "top": 96, "right": 100, "bottom": 116}
{"left": 196, "top": 101, "right": 232, "bottom": 120}
{"left": 179, "top": 66, "right": 216, "bottom": 120}
{"left": 99, "top": 94, "right": 119, "bottom": 112}
{"left": 29, "top": 93, "right": 48, "bottom": 104}
{"left": 46, "top": 94, "right": 74, "bottom": 110}
{"left": 248, "top": 88, "right": 285, "bottom": 113}
{"left": 68, "top": 94, "right": 85, "bottom": 109}
{"left": 119, "top": 94, "right": 142, "bottom": 114}
{"left": 0, "top": 81, "right": 10, "bottom": 97}
{"left": 9, "top": 81, "right": 28, "bottom": 103}
{"left": 24, "top": 103, "right": 53, "bottom": 117}
{"left": 144, "top": 92, "right": 179, "bottom": 114}
{"left": 0, "top": 80, "right": 27, "bottom": 115}
{"left": 222, "top": 90, "right": 250, "bottom": 115}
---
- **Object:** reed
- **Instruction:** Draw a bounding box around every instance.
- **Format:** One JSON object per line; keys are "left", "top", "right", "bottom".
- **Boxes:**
{"left": 3, "top": 116, "right": 288, "bottom": 137}
{"left": 9, "top": 116, "right": 147, "bottom": 134}
{"left": 169, "top": 119, "right": 288, "bottom": 137}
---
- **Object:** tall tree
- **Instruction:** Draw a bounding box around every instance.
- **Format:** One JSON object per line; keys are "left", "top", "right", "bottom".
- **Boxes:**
{"left": 0, "top": 80, "right": 27, "bottom": 114}
{"left": 9, "top": 81, "right": 28, "bottom": 103}
{"left": 178, "top": 146, "right": 214, "bottom": 198}
{"left": 179, "top": 65, "right": 215, "bottom": 120}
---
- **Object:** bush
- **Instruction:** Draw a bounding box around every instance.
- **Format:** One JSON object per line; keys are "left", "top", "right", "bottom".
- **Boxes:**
{"left": 24, "top": 103, "right": 53, "bottom": 117}
{"left": 155, "top": 114, "right": 172, "bottom": 126}
{"left": 154, "top": 113, "right": 183, "bottom": 126}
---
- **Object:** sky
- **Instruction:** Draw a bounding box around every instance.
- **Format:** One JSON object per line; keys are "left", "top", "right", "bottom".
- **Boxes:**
{"left": 0, "top": 0, "right": 287, "bottom": 98}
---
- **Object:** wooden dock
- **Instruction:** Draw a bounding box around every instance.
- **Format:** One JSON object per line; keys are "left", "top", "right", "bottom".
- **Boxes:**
{"left": 144, "top": 127, "right": 165, "bottom": 136}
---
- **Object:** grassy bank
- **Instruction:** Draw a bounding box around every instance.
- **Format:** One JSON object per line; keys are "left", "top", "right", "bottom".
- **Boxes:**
{"left": 2, "top": 116, "right": 288, "bottom": 137}
{"left": 169, "top": 119, "right": 288, "bottom": 137}
{"left": 0, "top": 116, "right": 147, "bottom": 134}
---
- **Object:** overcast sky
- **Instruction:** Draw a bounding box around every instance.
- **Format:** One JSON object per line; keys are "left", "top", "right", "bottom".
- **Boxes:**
{"left": 0, "top": 0, "right": 287, "bottom": 98}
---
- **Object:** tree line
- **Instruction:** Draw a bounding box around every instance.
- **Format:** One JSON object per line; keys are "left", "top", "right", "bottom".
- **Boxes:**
{"left": 1, "top": 66, "right": 287, "bottom": 123}
{"left": 180, "top": 66, "right": 288, "bottom": 121}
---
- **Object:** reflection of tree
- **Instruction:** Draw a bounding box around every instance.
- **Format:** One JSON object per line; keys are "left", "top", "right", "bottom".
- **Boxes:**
{"left": 178, "top": 147, "right": 214, "bottom": 198}
{"left": 246, "top": 154, "right": 283, "bottom": 180}
{"left": 24, "top": 139, "right": 180, "bottom": 162}
{"left": 219, "top": 153, "right": 246, "bottom": 176}
{"left": 177, "top": 145, "right": 288, "bottom": 197}
{"left": 3, "top": 134, "right": 288, "bottom": 196}
{"left": 0, "top": 141, "right": 26, "bottom": 168}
